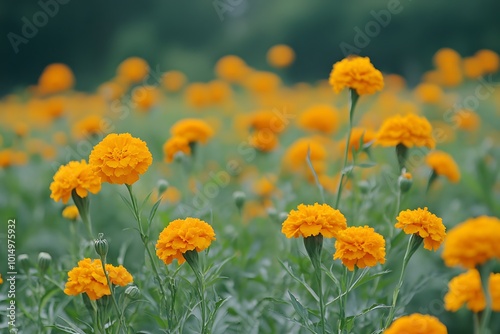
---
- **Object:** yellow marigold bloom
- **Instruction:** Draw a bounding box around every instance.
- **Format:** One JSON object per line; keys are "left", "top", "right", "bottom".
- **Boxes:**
{"left": 162, "top": 70, "right": 187, "bottom": 92}
{"left": 170, "top": 119, "right": 214, "bottom": 144}
{"left": 249, "top": 130, "right": 279, "bottom": 152}
{"left": 156, "top": 218, "right": 216, "bottom": 265}
{"left": 395, "top": 207, "right": 446, "bottom": 251}
{"left": 50, "top": 160, "right": 102, "bottom": 204}
{"left": 333, "top": 226, "right": 386, "bottom": 271}
{"left": 329, "top": 56, "right": 384, "bottom": 95}
{"left": 267, "top": 44, "right": 295, "bottom": 68}
{"left": 0, "top": 149, "right": 27, "bottom": 168}
{"left": 252, "top": 175, "right": 277, "bottom": 198}
{"left": 132, "top": 85, "right": 160, "bottom": 111}
{"left": 184, "top": 82, "right": 211, "bottom": 109}
{"left": 0, "top": 274, "right": 3, "bottom": 285}
{"left": 282, "top": 137, "right": 327, "bottom": 178}
{"left": 376, "top": 114, "right": 435, "bottom": 148}
{"left": 339, "top": 127, "right": 377, "bottom": 154}
{"left": 117, "top": 57, "right": 149, "bottom": 84}
{"left": 64, "top": 258, "right": 133, "bottom": 300}
{"left": 98, "top": 81, "right": 126, "bottom": 101}
{"left": 89, "top": 133, "right": 153, "bottom": 185}
{"left": 453, "top": 109, "right": 480, "bottom": 132}
{"left": 163, "top": 136, "right": 191, "bottom": 162}
{"left": 442, "top": 216, "right": 500, "bottom": 268}
{"left": 414, "top": 83, "right": 443, "bottom": 104}
{"left": 38, "top": 63, "right": 75, "bottom": 95}
{"left": 249, "top": 110, "right": 287, "bottom": 134}
{"left": 463, "top": 57, "right": 483, "bottom": 79}
{"left": 72, "top": 115, "right": 106, "bottom": 139}
{"left": 215, "top": 55, "right": 250, "bottom": 83}
{"left": 297, "top": 104, "right": 339, "bottom": 135}
{"left": 244, "top": 71, "right": 281, "bottom": 95}
{"left": 426, "top": 150, "right": 460, "bottom": 183}
{"left": 208, "top": 80, "right": 232, "bottom": 104}
{"left": 281, "top": 203, "right": 347, "bottom": 239}
{"left": 444, "top": 269, "right": 500, "bottom": 313}
{"left": 62, "top": 205, "right": 79, "bottom": 220}
{"left": 475, "top": 49, "right": 500, "bottom": 73}
{"left": 384, "top": 313, "right": 447, "bottom": 334}
{"left": 433, "top": 48, "right": 461, "bottom": 69}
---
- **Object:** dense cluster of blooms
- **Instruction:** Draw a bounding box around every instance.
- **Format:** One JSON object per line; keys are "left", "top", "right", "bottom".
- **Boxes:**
{"left": 329, "top": 56, "right": 384, "bottom": 95}
{"left": 395, "top": 207, "right": 446, "bottom": 251}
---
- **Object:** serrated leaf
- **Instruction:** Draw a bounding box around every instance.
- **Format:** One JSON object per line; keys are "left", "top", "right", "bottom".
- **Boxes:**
{"left": 287, "top": 291, "right": 312, "bottom": 328}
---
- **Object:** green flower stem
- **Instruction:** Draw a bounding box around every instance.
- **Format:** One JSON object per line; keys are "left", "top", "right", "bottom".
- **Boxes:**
{"left": 304, "top": 235, "right": 326, "bottom": 334}
{"left": 425, "top": 170, "right": 438, "bottom": 193}
{"left": 338, "top": 266, "right": 348, "bottom": 334}
{"left": 184, "top": 250, "right": 208, "bottom": 334}
{"left": 478, "top": 264, "right": 492, "bottom": 334}
{"left": 125, "top": 185, "right": 168, "bottom": 312}
{"left": 473, "top": 312, "right": 481, "bottom": 334}
{"left": 384, "top": 234, "right": 422, "bottom": 329}
{"left": 72, "top": 190, "right": 94, "bottom": 239}
{"left": 335, "top": 89, "right": 359, "bottom": 209}
{"left": 395, "top": 144, "right": 408, "bottom": 172}
{"left": 98, "top": 257, "right": 127, "bottom": 333}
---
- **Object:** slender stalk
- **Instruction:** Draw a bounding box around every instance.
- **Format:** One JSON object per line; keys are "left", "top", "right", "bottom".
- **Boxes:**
{"left": 473, "top": 312, "right": 481, "bottom": 334}
{"left": 314, "top": 264, "right": 326, "bottom": 334}
{"left": 125, "top": 185, "right": 168, "bottom": 309}
{"left": 478, "top": 265, "right": 492, "bottom": 334}
{"left": 99, "top": 257, "right": 127, "bottom": 332}
{"left": 384, "top": 235, "right": 421, "bottom": 329}
{"left": 335, "top": 89, "right": 359, "bottom": 209}
{"left": 338, "top": 266, "right": 348, "bottom": 334}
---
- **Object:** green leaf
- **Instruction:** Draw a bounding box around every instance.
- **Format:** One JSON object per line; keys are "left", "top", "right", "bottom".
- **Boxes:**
{"left": 148, "top": 197, "right": 163, "bottom": 228}
{"left": 356, "top": 162, "right": 377, "bottom": 168}
{"left": 351, "top": 270, "right": 392, "bottom": 291}
{"left": 56, "top": 317, "right": 87, "bottom": 334}
{"left": 140, "top": 190, "right": 154, "bottom": 211}
{"left": 278, "top": 259, "right": 319, "bottom": 302}
{"left": 287, "top": 291, "right": 315, "bottom": 332}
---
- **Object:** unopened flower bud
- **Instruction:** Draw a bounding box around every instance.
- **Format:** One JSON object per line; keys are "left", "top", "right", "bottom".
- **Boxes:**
{"left": 233, "top": 191, "right": 246, "bottom": 212}
{"left": 157, "top": 179, "right": 169, "bottom": 195}
{"left": 18, "top": 254, "right": 30, "bottom": 273}
{"left": 358, "top": 180, "right": 371, "bottom": 194}
{"left": 398, "top": 171, "right": 413, "bottom": 193}
{"left": 266, "top": 207, "right": 278, "bottom": 223}
{"left": 94, "top": 234, "right": 109, "bottom": 258}
{"left": 125, "top": 285, "right": 140, "bottom": 300}
{"left": 173, "top": 151, "right": 185, "bottom": 163}
{"left": 278, "top": 212, "right": 289, "bottom": 223}
{"left": 37, "top": 252, "right": 52, "bottom": 274}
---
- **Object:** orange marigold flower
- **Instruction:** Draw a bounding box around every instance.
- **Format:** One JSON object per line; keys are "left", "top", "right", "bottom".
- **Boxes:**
{"left": 163, "top": 136, "right": 191, "bottom": 162}
{"left": 38, "top": 63, "right": 75, "bottom": 95}
{"left": 249, "top": 130, "right": 279, "bottom": 152}
{"left": 184, "top": 82, "right": 211, "bottom": 109}
{"left": 249, "top": 110, "right": 287, "bottom": 134}
{"left": 72, "top": 115, "right": 106, "bottom": 139}
{"left": 0, "top": 149, "right": 28, "bottom": 168}
{"left": 329, "top": 56, "right": 384, "bottom": 95}
{"left": 156, "top": 218, "right": 216, "bottom": 265}
{"left": 62, "top": 205, "right": 79, "bottom": 220}
{"left": 376, "top": 114, "right": 435, "bottom": 148}
{"left": 207, "top": 80, "right": 232, "bottom": 104}
{"left": 170, "top": 119, "right": 214, "bottom": 144}
{"left": 50, "top": 160, "right": 102, "bottom": 204}
{"left": 297, "top": 104, "right": 339, "bottom": 135}
{"left": 433, "top": 48, "right": 461, "bottom": 69}
{"left": 333, "top": 226, "right": 386, "bottom": 271}
{"left": 89, "top": 133, "right": 153, "bottom": 185}
{"left": 267, "top": 44, "right": 295, "bottom": 68}
{"left": 453, "top": 109, "right": 480, "bottom": 132}
{"left": 475, "top": 49, "right": 500, "bottom": 73}
{"left": 414, "top": 83, "right": 443, "bottom": 104}
{"left": 162, "top": 70, "right": 187, "bottom": 92}
{"left": 463, "top": 57, "right": 483, "bottom": 79}
{"left": 215, "top": 55, "right": 250, "bottom": 83}
{"left": 117, "top": 57, "right": 149, "bottom": 84}
{"left": 384, "top": 313, "right": 447, "bottom": 334}
{"left": 395, "top": 207, "right": 446, "bottom": 251}
{"left": 339, "top": 127, "right": 377, "bottom": 154}
{"left": 426, "top": 150, "right": 460, "bottom": 183}
{"left": 281, "top": 203, "right": 347, "bottom": 239}
{"left": 444, "top": 269, "right": 500, "bottom": 313}
{"left": 244, "top": 71, "right": 281, "bottom": 95}
{"left": 64, "top": 258, "right": 133, "bottom": 300}
{"left": 0, "top": 274, "right": 3, "bottom": 285}
{"left": 442, "top": 216, "right": 500, "bottom": 269}
{"left": 132, "top": 85, "right": 160, "bottom": 111}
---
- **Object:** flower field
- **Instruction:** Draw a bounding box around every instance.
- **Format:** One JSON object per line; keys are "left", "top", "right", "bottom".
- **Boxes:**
{"left": 1, "top": 47, "right": 500, "bottom": 334}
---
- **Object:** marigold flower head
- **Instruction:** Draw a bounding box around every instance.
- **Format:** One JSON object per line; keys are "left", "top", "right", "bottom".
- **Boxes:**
{"left": 132, "top": 86, "right": 160, "bottom": 111}
{"left": 249, "top": 110, "right": 287, "bottom": 134}
{"left": 62, "top": 205, "right": 79, "bottom": 220}
{"left": 453, "top": 109, "right": 480, "bottom": 132}
{"left": 0, "top": 149, "right": 28, "bottom": 168}
{"left": 156, "top": 218, "right": 216, "bottom": 265}
{"left": 207, "top": 80, "right": 232, "bottom": 104}
{"left": 50, "top": 160, "right": 102, "bottom": 204}
{"left": 475, "top": 49, "right": 499, "bottom": 73}
{"left": 281, "top": 203, "right": 347, "bottom": 239}
{"left": 117, "top": 57, "right": 149, "bottom": 84}
{"left": 163, "top": 136, "right": 191, "bottom": 163}
{"left": 184, "top": 82, "right": 211, "bottom": 109}
{"left": 339, "top": 127, "right": 377, "bottom": 154}
{"left": 463, "top": 57, "right": 483, "bottom": 79}
{"left": 414, "top": 83, "right": 443, "bottom": 104}
{"left": 433, "top": 48, "right": 461, "bottom": 69}
{"left": 442, "top": 216, "right": 500, "bottom": 268}
{"left": 329, "top": 56, "right": 384, "bottom": 95}
{"left": 297, "top": 104, "right": 339, "bottom": 135}
{"left": 376, "top": 114, "right": 435, "bottom": 148}
{"left": 38, "top": 63, "right": 75, "bottom": 95}
{"left": 162, "top": 70, "right": 187, "bottom": 92}
{"left": 89, "top": 133, "right": 153, "bottom": 185}
{"left": 0, "top": 274, "right": 3, "bottom": 285}
{"left": 333, "top": 226, "right": 386, "bottom": 271}
{"left": 444, "top": 269, "right": 500, "bottom": 313}
{"left": 215, "top": 55, "right": 250, "bottom": 82}
{"left": 64, "top": 258, "right": 133, "bottom": 300}
{"left": 426, "top": 150, "right": 460, "bottom": 183}
{"left": 384, "top": 313, "right": 447, "bottom": 334}
{"left": 249, "top": 130, "right": 279, "bottom": 152}
{"left": 72, "top": 115, "right": 106, "bottom": 140}
{"left": 244, "top": 71, "right": 281, "bottom": 95}
{"left": 170, "top": 119, "right": 214, "bottom": 144}
{"left": 267, "top": 44, "right": 295, "bottom": 68}
{"left": 395, "top": 207, "right": 446, "bottom": 251}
